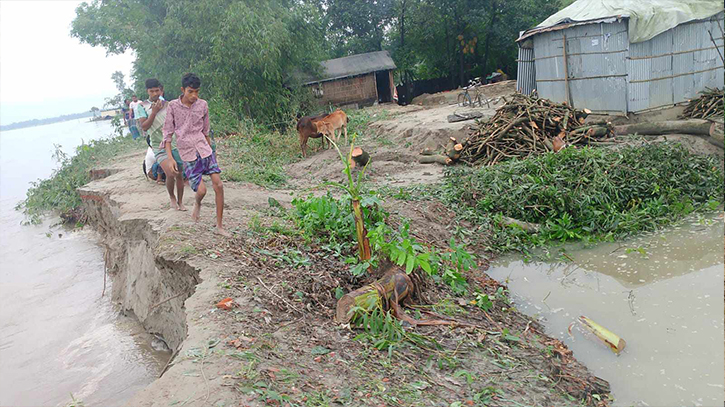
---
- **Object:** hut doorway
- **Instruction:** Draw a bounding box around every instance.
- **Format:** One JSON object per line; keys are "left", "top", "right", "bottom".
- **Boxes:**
{"left": 375, "top": 71, "right": 392, "bottom": 103}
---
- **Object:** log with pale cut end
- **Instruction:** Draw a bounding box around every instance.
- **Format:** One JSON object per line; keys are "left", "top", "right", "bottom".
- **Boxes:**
{"left": 709, "top": 121, "right": 724, "bottom": 148}
{"left": 447, "top": 143, "right": 464, "bottom": 160}
{"left": 335, "top": 267, "right": 413, "bottom": 324}
{"left": 419, "top": 155, "right": 453, "bottom": 165}
{"left": 350, "top": 147, "right": 370, "bottom": 167}
{"left": 420, "top": 147, "right": 436, "bottom": 156}
{"left": 585, "top": 126, "right": 609, "bottom": 138}
{"left": 614, "top": 119, "right": 713, "bottom": 136}
{"left": 501, "top": 216, "right": 541, "bottom": 233}
{"left": 578, "top": 316, "right": 626, "bottom": 355}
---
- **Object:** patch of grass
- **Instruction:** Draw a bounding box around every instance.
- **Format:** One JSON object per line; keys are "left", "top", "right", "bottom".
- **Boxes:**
{"left": 351, "top": 305, "right": 440, "bottom": 356}
{"left": 179, "top": 245, "right": 198, "bottom": 257}
{"left": 291, "top": 191, "right": 387, "bottom": 247}
{"left": 17, "top": 134, "right": 141, "bottom": 224}
{"left": 441, "top": 143, "right": 724, "bottom": 252}
{"left": 215, "top": 126, "right": 300, "bottom": 188}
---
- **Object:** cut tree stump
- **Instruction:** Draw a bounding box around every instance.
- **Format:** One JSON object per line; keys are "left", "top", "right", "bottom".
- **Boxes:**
{"left": 335, "top": 266, "right": 412, "bottom": 324}
{"left": 335, "top": 264, "right": 482, "bottom": 328}
{"left": 501, "top": 216, "right": 541, "bottom": 233}
{"left": 350, "top": 147, "right": 370, "bottom": 167}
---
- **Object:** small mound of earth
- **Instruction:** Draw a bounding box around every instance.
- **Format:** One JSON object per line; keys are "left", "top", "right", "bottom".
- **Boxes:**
{"left": 285, "top": 145, "right": 444, "bottom": 189}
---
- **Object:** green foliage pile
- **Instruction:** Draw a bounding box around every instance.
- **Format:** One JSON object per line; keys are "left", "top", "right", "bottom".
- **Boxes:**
{"left": 292, "top": 192, "right": 387, "bottom": 247}
{"left": 17, "top": 135, "right": 140, "bottom": 224}
{"left": 291, "top": 192, "right": 473, "bottom": 295}
{"left": 442, "top": 143, "right": 724, "bottom": 250}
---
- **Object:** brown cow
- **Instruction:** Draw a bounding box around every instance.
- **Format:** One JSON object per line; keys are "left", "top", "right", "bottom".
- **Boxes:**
{"left": 296, "top": 113, "right": 327, "bottom": 158}
{"left": 315, "top": 109, "right": 348, "bottom": 145}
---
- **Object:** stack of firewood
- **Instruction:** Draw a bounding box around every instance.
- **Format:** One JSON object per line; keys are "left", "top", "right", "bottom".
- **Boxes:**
{"left": 681, "top": 88, "right": 723, "bottom": 119}
{"left": 457, "top": 93, "right": 614, "bottom": 166}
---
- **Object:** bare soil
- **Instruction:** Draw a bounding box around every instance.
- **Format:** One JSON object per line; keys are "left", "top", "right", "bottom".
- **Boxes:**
{"left": 84, "top": 155, "right": 609, "bottom": 406}
{"left": 81, "top": 97, "right": 616, "bottom": 406}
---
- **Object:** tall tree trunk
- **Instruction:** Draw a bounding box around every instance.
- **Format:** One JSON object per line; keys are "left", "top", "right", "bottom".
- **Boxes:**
{"left": 400, "top": 0, "right": 406, "bottom": 49}
{"left": 454, "top": 9, "right": 465, "bottom": 87}
{"left": 481, "top": 3, "right": 498, "bottom": 79}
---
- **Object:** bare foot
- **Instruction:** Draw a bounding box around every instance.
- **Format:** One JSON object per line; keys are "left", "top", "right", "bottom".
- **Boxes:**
{"left": 169, "top": 197, "right": 180, "bottom": 210}
{"left": 215, "top": 226, "right": 232, "bottom": 237}
{"left": 177, "top": 201, "right": 187, "bottom": 211}
{"left": 191, "top": 203, "right": 201, "bottom": 222}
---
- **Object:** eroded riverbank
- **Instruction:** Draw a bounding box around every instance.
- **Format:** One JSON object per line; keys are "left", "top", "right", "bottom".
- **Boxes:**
{"left": 0, "top": 120, "right": 167, "bottom": 406}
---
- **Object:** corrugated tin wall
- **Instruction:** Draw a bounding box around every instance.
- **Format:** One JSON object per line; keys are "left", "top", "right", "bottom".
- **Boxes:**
{"left": 516, "top": 47, "right": 536, "bottom": 95}
{"left": 628, "top": 11, "right": 724, "bottom": 112}
{"left": 532, "top": 20, "right": 629, "bottom": 113}
{"left": 522, "top": 11, "right": 724, "bottom": 113}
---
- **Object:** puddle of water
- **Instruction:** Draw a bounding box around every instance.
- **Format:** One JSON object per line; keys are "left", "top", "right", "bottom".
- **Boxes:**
{"left": 0, "top": 120, "right": 167, "bottom": 406}
{"left": 486, "top": 214, "right": 724, "bottom": 407}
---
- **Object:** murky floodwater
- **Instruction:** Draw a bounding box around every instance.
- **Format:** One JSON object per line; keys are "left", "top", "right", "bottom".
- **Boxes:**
{"left": 486, "top": 215, "right": 724, "bottom": 406}
{"left": 0, "top": 120, "right": 167, "bottom": 406}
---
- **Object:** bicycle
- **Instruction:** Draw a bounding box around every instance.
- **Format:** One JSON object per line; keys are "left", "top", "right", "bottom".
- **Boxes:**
{"left": 457, "top": 77, "right": 489, "bottom": 108}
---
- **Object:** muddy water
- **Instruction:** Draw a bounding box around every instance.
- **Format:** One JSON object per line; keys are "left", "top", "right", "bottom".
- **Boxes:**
{"left": 486, "top": 215, "right": 724, "bottom": 406}
{"left": 0, "top": 120, "right": 167, "bottom": 406}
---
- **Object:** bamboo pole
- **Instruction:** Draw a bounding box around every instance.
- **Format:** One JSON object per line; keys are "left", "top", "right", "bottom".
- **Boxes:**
{"left": 562, "top": 33, "right": 572, "bottom": 107}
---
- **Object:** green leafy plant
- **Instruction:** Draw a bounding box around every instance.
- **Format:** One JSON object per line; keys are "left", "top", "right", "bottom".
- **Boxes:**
{"left": 323, "top": 135, "right": 374, "bottom": 264}
{"left": 350, "top": 304, "right": 439, "bottom": 356}
{"left": 18, "top": 135, "right": 140, "bottom": 224}
{"left": 441, "top": 143, "right": 724, "bottom": 252}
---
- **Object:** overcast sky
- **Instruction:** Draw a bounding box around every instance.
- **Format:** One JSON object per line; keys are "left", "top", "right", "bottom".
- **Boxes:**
{"left": 0, "top": 1, "right": 135, "bottom": 125}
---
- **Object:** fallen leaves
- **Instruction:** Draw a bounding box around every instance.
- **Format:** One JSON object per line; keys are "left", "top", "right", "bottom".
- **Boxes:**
{"left": 216, "top": 297, "right": 235, "bottom": 310}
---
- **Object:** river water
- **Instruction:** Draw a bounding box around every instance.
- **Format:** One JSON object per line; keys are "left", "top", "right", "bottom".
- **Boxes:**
{"left": 486, "top": 215, "right": 724, "bottom": 406}
{"left": 0, "top": 120, "right": 167, "bottom": 406}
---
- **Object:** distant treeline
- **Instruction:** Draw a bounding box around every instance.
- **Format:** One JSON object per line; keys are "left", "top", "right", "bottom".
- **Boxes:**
{"left": 1, "top": 111, "right": 95, "bottom": 131}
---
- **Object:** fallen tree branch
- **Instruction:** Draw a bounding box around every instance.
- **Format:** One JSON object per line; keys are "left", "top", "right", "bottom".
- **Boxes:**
{"left": 257, "top": 276, "right": 303, "bottom": 314}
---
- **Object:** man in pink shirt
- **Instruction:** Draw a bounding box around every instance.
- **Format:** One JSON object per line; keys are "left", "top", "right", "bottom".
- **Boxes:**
{"left": 162, "top": 73, "right": 229, "bottom": 237}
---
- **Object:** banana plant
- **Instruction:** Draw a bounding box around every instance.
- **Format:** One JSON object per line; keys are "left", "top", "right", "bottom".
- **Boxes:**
{"left": 324, "top": 134, "right": 372, "bottom": 264}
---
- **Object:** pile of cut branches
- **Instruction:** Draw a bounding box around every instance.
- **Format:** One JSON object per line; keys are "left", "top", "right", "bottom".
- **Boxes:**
{"left": 680, "top": 88, "right": 723, "bottom": 119}
{"left": 459, "top": 93, "right": 614, "bottom": 166}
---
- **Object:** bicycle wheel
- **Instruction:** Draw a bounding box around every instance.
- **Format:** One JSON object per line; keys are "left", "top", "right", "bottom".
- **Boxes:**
{"left": 474, "top": 95, "right": 483, "bottom": 107}
{"left": 458, "top": 92, "right": 472, "bottom": 107}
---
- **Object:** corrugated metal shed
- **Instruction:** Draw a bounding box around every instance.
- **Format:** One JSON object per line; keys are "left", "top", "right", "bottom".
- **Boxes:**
{"left": 517, "top": 9, "right": 724, "bottom": 114}
{"left": 628, "top": 11, "right": 724, "bottom": 112}
{"left": 517, "top": 47, "right": 536, "bottom": 95}
{"left": 300, "top": 51, "right": 396, "bottom": 86}
{"left": 529, "top": 20, "right": 629, "bottom": 113}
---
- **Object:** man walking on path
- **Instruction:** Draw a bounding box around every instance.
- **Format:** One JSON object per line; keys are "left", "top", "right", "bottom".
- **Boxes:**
{"left": 136, "top": 78, "right": 186, "bottom": 210}
{"left": 128, "top": 95, "right": 141, "bottom": 140}
{"left": 162, "top": 73, "right": 229, "bottom": 236}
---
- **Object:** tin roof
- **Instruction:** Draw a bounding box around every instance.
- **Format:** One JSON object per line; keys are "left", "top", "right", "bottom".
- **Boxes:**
{"left": 299, "top": 51, "right": 396, "bottom": 85}
{"left": 518, "top": 0, "right": 723, "bottom": 43}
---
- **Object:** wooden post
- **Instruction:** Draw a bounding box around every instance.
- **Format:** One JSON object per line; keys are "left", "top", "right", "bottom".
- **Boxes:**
{"left": 562, "top": 33, "right": 572, "bottom": 107}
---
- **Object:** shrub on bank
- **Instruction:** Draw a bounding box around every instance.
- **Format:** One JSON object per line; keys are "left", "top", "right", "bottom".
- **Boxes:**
{"left": 17, "top": 134, "right": 140, "bottom": 224}
{"left": 441, "top": 142, "right": 724, "bottom": 250}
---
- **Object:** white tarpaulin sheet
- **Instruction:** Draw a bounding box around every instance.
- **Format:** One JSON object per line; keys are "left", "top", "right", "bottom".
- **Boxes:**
{"left": 527, "top": 0, "right": 723, "bottom": 43}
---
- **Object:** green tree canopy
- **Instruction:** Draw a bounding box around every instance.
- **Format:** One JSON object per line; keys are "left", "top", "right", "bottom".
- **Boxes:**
{"left": 72, "top": 0, "right": 326, "bottom": 131}
{"left": 72, "top": 0, "right": 565, "bottom": 128}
